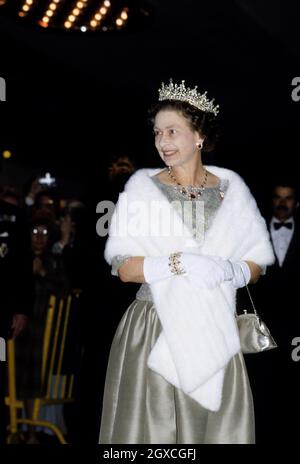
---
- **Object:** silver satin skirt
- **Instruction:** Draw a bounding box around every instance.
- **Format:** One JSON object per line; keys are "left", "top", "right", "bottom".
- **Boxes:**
{"left": 99, "top": 299, "right": 255, "bottom": 444}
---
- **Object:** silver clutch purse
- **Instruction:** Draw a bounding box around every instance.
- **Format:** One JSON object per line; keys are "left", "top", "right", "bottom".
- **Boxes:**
{"left": 236, "top": 284, "right": 277, "bottom": 354}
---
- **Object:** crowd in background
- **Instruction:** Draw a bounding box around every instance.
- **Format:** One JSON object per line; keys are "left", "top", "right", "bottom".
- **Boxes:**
{"left": 0, "top": 173, "right": 91, "bottom": 443}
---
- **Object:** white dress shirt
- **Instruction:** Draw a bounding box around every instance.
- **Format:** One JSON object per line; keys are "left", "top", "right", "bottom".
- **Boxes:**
{"left": 270, "top": 217, "right": 294, "bottom": 267}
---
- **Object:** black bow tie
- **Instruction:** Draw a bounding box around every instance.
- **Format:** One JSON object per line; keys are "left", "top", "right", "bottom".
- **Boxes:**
{"left": 273, "top": 222, "right": 293, "bottom": 230}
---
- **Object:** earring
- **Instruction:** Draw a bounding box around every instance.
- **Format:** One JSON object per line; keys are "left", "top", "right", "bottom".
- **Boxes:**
{"left": 196, "top": 142, "right": 203, "bottom": 150}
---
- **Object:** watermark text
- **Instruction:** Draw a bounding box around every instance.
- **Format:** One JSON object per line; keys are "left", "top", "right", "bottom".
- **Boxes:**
{"left": 0, "top": 76, "right": 6, "bottom": 101}
{"left": 0, "top": 337, "right": 6, "bottom": 362}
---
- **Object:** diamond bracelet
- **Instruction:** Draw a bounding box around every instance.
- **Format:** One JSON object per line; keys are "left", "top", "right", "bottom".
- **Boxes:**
{"left": 168, "top": 252, "right": 186, "bottom": 276}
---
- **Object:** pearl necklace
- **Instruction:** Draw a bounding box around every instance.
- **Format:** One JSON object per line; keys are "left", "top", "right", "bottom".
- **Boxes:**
{"left": 167, "top": 166, "right": 208, "bottom": 200}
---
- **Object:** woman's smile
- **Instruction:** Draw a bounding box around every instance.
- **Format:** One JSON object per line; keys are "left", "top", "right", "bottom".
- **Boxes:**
{"left": 163, "top": 150, "right": 177, "bottom": 157}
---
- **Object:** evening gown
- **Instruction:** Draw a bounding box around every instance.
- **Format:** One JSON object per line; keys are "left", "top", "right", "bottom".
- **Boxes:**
{"left": 99, "top": 175, "right": 255, "bottom": 444}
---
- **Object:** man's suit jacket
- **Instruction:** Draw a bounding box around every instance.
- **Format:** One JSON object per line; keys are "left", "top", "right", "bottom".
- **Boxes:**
{"left": 267, "top": 218, "right": 300, "bottom": 281}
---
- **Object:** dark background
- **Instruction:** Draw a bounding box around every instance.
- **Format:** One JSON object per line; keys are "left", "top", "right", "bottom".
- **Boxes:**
{"left": 1, "top": 0, "right": 300, "bottom": 444}
{"left": 1, "top": 0, "right": 300, "bottom": 203}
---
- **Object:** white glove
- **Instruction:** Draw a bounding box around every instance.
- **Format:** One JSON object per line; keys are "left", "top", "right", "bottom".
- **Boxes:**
{"left": 143, "top": 253, "right": 252, "bottom": 289}
{"left": 143, "top": 255, "right": 174, "bottom": 284}
{"left": 182, "top": 254, "right": 251, "bottom": 290}
{"left": 180, "top": 253, "right": 233, "bottom": 289}
{"left": 144, "top": 253, "right": 232, "bottom": 288}
{"left": 228, "top": 260, "right": 251, "bottom": 289}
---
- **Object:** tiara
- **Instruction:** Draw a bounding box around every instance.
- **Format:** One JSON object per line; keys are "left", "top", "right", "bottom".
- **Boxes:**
{"left": 158, "top": 79, "right": 219, "bottom": 116}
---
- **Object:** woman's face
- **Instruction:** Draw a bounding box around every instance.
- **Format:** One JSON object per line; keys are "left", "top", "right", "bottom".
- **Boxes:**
{"left": 153, "top": 110, "right": 203, "bottom": 167}
{"left": 31, "top": 225, "right": 49, "bottom": 255}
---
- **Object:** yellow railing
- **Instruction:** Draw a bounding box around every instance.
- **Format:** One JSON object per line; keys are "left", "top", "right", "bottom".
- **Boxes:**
{"left": 5, "top": 289, "right": 82, "bottom": 444}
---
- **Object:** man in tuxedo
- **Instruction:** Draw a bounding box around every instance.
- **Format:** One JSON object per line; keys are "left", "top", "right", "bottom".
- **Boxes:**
{"left": 247, "top": 181, "right": 300, "bottom": 443}
{"left": 264, "top": 182, "right": 300, "bottom": 341}
{"left": 0, "top": 199, "right": 34, "bottom": 442}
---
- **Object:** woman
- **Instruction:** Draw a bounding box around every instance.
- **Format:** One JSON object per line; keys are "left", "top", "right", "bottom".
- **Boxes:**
{"left": 99, "top": 79, "right": 275, "bottom": 444}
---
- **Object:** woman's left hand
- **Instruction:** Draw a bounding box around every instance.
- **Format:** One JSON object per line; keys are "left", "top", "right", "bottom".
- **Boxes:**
{"left": 181, "top": 253, "right": 233, "bottom": 289}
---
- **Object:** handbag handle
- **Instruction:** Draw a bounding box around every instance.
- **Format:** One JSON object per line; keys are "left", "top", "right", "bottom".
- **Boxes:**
{"left": 244, "top": 284, "right": 258, "bottom": 316}
{"left": 236, "top": 262, "right": 259, "bottom": 317}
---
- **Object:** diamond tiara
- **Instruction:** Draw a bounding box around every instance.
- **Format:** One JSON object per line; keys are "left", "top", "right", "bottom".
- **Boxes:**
{"left": 158, "top": 79, "right": 219, "bottom": 116}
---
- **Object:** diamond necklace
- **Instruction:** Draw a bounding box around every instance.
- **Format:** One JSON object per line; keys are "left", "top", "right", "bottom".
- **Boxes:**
{"left": 167, "top": 166, "right": 208, "bottom": 200}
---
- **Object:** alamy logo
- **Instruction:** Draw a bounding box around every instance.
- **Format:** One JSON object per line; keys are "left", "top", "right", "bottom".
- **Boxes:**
{"left": 291, "top": 337, "right": 300, "bottom": 362}
{"left": 0, "top": 337, "right": 6, "bottom": 362}
{"left": 0, "top": 76, "right": 6, "bottom": 101}
{"left": 291, "top": 77, "right": 300, "bottom": 102}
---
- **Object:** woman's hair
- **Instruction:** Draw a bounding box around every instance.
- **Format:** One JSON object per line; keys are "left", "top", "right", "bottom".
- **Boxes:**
{"left": 148, "top": 100, "right": 220, "bottom": 152}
